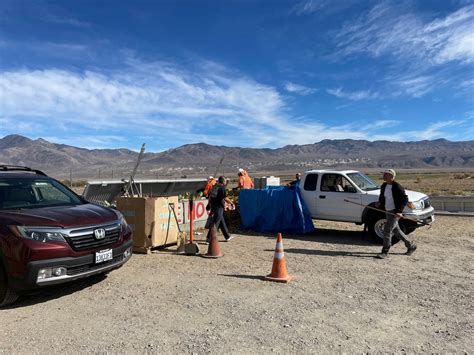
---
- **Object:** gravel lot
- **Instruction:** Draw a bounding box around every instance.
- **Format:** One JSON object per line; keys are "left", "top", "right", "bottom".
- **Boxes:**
{"left": 1, "top": 216, "right": 472, "bottom": 353}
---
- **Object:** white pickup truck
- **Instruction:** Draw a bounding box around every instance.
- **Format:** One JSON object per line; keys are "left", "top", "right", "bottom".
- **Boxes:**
{"left": 299, "top": 170, "right": 435, "bottom": 242}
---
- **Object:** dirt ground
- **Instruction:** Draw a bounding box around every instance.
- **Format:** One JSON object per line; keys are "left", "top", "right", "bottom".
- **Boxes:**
{"left": 1, "top": 216, "right": 472, "bottom": 353}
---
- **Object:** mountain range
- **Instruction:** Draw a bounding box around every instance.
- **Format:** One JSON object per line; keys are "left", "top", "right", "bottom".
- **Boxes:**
{"left": 0, "top": 135, "right": 473, "bottom": 179}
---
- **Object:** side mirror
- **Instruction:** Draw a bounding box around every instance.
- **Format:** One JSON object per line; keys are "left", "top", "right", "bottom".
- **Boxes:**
{"left": 346, "top": 186, "right": 357, "bottom": 193}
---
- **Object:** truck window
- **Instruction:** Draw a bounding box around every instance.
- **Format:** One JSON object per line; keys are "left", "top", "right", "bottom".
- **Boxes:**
{"left": 303, "top": 174, "right": 318, "bottom": 191}
{"left": 347, "top": 172, "right": 379, "bottom": 191}
{"left": 321, "top": 174, "right": 355, "bottom": 193}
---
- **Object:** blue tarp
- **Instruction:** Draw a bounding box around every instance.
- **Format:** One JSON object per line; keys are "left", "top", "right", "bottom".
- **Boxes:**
{"left": 239, "top": 185, "right": 315, "bottom": 234}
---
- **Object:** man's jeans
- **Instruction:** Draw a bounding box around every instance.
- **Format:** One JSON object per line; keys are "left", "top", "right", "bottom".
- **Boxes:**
{"left": 206, "top": 206, "right": 231, "bottom": 240}
{"left": 383, "top": 210, "right": 413, "bottom": 253}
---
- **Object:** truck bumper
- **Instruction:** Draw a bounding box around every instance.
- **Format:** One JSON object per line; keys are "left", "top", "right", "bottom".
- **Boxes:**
{"left": 9, "top": 240, "right": 133, "bottom": 291}
{"left": 404, "top": 208, "right": 435, "bottom": 225}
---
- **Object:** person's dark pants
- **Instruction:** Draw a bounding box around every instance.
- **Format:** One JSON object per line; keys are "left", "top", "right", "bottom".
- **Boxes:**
{"left": 206, "top": 206, "right": 231, "bottom": 241}
{"left": 382, "top": 210, "right": 413, "bottom": 253}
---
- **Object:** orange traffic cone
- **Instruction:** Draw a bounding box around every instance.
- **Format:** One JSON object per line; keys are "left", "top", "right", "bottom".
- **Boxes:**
{"left": 264, "top": 233, "right": 293, "bottom": 283}
{"left": 201, "top": 224, "right": 223, "bottom": 258}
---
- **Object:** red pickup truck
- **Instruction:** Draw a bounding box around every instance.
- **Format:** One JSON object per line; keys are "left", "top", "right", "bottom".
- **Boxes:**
{"left": 0, "top": 166, "right": 133, "bottom": 306}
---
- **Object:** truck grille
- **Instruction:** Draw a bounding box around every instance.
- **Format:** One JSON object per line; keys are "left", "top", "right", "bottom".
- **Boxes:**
{"left": 423, "top": 198, "right": 431, "bottom": 209}
{"left": 66, "top": 222, "right": 121, "bottom": 251}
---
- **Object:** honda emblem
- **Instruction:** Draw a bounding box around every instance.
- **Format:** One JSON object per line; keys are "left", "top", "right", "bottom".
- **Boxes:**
{"left": 94, "top": 228, "right": 106, "bottom": 240}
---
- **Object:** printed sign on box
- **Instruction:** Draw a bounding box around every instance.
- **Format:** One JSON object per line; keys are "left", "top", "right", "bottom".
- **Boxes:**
{"left": 180, "top": 198, "right": 210, "bottom": 223}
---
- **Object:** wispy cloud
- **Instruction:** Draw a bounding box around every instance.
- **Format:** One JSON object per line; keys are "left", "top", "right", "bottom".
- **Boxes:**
{"left": 292, "top": 0, "right": 330, "bottom": 15}
{"left": 327, "top": 87, "right": 378, "bottom": 101}
{"left": 370, "top": 120, "right": 400, "bottom": 130}
{"left": 1, "top": 39, "right": 90, "bottom": 62}
{"left": 0, "top": 117, "right": 44, "bottom": 134}
{"left": 45, "top": 15, "right": 91, "bottom": 28}
{"left": 42, "top": 135, "right": 128, "bottom": 149}
{"left": 0, "top": 58, "right": 324, "bottom": 148}
{"left": 331, "top": 3, "right": 474, "bottom": 98}
{"left": 394, "top": 75, "right": 439, "bottom": 98}
{"left": 460, "top": 78, "right": 474, "bottom": 88}
{"left": 0, "top": 55, "right": 467, "bottom": 149}
{"left": 370, "top": 120, "right": 467, "bottom": 141}
{"left": 284, "top": 82, "right": 317, "bottom": 95}
{"left": 335, "top": 3, "right": 474, "bottom": 65}
{"left": 291, "top": 0, "right": 357, "bottom": 16}
{"left": 408, "top": 120, "right": 466, "bottom": 140}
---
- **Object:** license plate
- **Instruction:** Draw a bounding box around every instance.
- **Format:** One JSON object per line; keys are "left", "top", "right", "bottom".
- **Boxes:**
{"left": 95, "top": 249, "right": 113, "bottom": 264}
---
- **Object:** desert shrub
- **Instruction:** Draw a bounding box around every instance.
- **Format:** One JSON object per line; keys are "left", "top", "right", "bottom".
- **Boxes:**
{"left": 453, "top": 173, "right": 470, "bottom": 179}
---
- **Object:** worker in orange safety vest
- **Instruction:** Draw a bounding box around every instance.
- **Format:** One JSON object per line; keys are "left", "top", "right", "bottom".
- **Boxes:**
{"left": 237, "top": 168, "right": 254, "bottom": 189}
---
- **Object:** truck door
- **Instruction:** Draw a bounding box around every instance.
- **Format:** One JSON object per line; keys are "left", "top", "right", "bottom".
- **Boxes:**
{"left": 315, "top": 173, "right": 362, "bottom": 222}
{"left": 301, "top": 173, "right": 318, "bottom": 216}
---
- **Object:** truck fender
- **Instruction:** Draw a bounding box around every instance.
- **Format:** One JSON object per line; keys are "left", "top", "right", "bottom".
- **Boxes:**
{"left": 0, "top": 246, "right": 12, "bottom": 283}
{"left": 362, "top": 202, "right": 384, "bottom": 225}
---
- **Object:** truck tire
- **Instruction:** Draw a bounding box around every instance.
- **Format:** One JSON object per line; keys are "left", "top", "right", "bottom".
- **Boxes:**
{"left": 0, "top": 264, "right": 18, "bottom": 307}
{"left": 367, "top": 216, "right": 400, "bottom": 245}
{"left": 400, "top": 220, "right": 417, "bottom": 236}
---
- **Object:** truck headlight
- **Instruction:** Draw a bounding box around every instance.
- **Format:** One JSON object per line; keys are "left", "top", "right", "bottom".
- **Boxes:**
{"left": 11, "top": 226, "right": 66, "bottom": 243}
{"left": 408, "top": 200, "right": 423, "bottom": 210}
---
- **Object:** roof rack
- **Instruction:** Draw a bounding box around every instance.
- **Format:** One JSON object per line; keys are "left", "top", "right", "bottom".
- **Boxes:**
{"left": 0, "top": 165, "right": 47, "bottom": 176}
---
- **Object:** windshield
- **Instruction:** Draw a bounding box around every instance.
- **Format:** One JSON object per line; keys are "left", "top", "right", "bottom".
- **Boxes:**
{"left": 0, "top": 178, "right": 83, "bottom": 210}
{"left": 347, "top": 172, "right": 379, "bottom": 191}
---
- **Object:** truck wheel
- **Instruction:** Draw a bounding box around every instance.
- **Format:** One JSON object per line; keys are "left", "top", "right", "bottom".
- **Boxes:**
{"left": 399, "top": 220, "right": 417, "bottom": 235}
{"left": 367, "top": 216, "right": 400, "bottom": 245}
{"left": 0, "top": 264, "right": 18, "bottom": 307}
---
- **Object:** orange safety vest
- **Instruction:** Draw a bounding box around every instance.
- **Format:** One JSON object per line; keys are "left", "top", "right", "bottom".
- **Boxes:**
{"left": 238, "top": 175, "right": 245, "bottom": 188}
{"left": 239, "top": 174, "right": 254, "bottom": 189}
{"left": 244, "top": 175, "right": 254, "bottom": 189}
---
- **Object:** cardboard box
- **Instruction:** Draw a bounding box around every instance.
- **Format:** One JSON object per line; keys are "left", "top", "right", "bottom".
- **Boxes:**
{"left": 116, "top": 196, "right": 180, "bottom": 253}
{"left": 254, "top": 176, "right": 281, "bottom": 189}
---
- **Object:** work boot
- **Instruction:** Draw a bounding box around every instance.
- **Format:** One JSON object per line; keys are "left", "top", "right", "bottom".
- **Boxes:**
{"left": 375, "top": 252, "right": 388, "bottom": 259}
{"left": 376, "top": 248, "right": 390, "bottom": 259}
{"left": 406, "top": 244, "right": 417, "bottom": 256}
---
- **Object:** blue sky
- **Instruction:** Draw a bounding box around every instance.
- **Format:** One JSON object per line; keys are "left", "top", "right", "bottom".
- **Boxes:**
{"left": 0, "top": 0, "right": 473, "bottom": 151}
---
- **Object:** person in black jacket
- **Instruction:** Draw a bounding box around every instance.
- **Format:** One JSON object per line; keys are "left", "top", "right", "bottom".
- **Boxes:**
{"left": 376, "top": 169, "right": 417, "bottom": 259}
{"left": 205, "top": 176, "right": 234, "bottom": 243}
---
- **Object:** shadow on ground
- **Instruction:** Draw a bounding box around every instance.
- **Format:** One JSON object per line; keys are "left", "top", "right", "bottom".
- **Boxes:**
{"left": 284, "top": 248, "right": 380, "bottom": 258}
{"left": 218, "top": 274, "right": 264, "bottom": 280}
{"left": 5, "top": 273, "right": 107, "bottom": 309}
{"left": 234, "top": 227, "right": 377, "bottom": 246}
